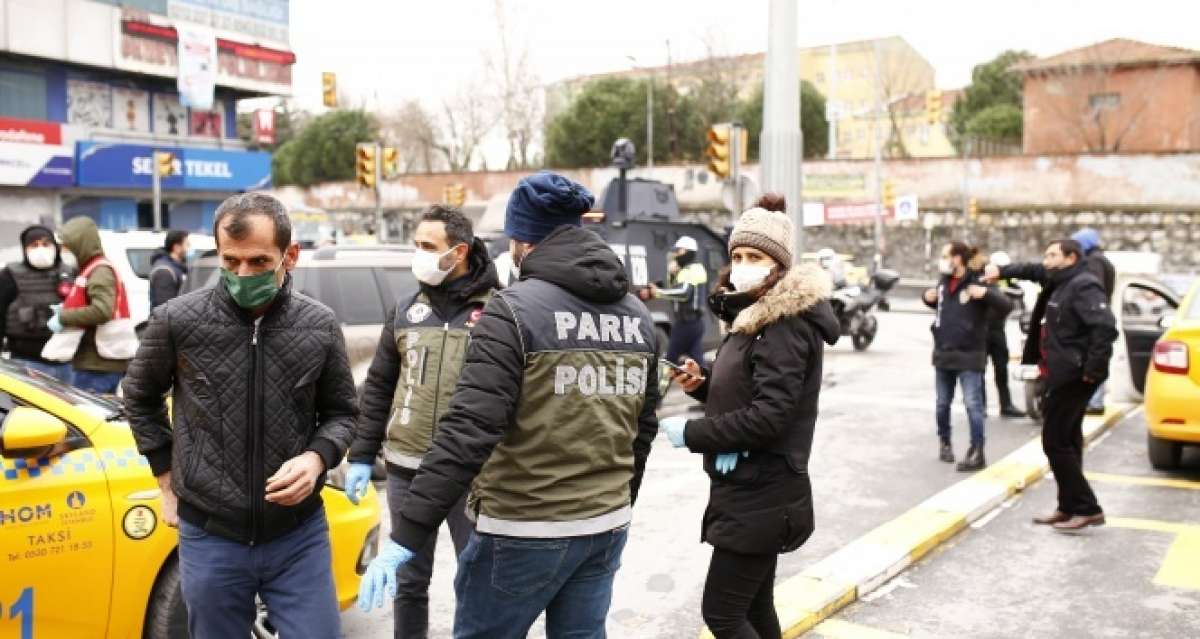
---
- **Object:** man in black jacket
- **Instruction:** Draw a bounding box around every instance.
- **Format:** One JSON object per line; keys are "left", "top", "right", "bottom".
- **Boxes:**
{"left": 923, "top": 242, "right": 1012, "bottom": 471}
{"left": 344, "top": 205, "right": 498, "bottom": 638}
{"left": 1071, "top": 228, "right": 1116, "bottom": 415}
{"left": 356, "top": 172, "right": 659, "bottom": 639}
{"left": 0, "top": 225, "right": 73, "bottom": 382}
{"left": 984, "top": 239, "right": 1118, "bottom": 532}
{"left": 124, "top": 193, "right": 358, "bottom": 638}
{"left": 148, "top": 229, "right": 188, "bottom": 310}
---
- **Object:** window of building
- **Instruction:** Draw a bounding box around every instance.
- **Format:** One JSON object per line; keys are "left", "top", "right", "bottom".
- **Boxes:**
{"left": 0, "top": 68, "right": 48, "bottom": 120}
{"left": 815, "top": 72, "right": 825, "bottom": 84}
{"left": 1089, "top": 93, "right": 1121, "bottom": 112}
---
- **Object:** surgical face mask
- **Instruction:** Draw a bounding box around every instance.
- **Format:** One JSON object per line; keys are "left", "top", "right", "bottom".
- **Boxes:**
{"left": 730, "top": 264, "right": 774, "bottom": 292}
{"left": 59, "top": 249, "right": 78, "bottom": 270}
{"left": 26, "top": 246, "right": 56, "bottom": 269}
{"left": 412, "top": 245, "right": 460, "bottom": 287}
{"left": 221, "top": 261, "right": 283, "bottom": 309}
{"left": 938, "top": 258, "right": 954, "bottom": 275}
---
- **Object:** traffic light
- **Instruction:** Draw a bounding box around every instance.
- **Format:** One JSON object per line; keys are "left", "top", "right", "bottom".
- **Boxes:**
{"left": 968, "top": 197, "right": 979, "bottom": 219}
{"left": 882, "top": 179, "right": 896, "bottom": 208}
{"left": 444, "top": 183, "right": 466, "bottom": 208}
{"left": 355, "top": 143, "right": 376, "bottom": 189}
{"left": 154, "top": 151, "right": 175, "bottom": 177}
{"left": 706, "top": 124, "right": 731, "bottom": 179}
{"left": 925, "top": 90, "right": 942, "bottom": 125}
{"left": 381, "top": 147, "right": 399, "bottom": 179}
{"left": 322, "top": 72, "right": 338, "bottom": 108}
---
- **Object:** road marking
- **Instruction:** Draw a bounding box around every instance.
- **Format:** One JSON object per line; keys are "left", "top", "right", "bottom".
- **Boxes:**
{"left": 813, "top": 618, "right": 908, "bottom": 639}
{"left": 1107, "top": 517, "right": 1200, "bottom": 590}
{"left": 1085, "top": 472, "right": 1200, "bottom": 491}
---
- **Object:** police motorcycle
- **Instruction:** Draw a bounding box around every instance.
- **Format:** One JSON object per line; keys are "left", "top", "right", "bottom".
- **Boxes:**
{"left": 829, "top": 269, "right": 900, "bottom": 351}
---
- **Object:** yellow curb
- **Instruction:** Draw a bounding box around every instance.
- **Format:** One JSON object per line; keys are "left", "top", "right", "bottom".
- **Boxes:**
{"left": 697, "top": 403, "right": 1136, "bottom": 638}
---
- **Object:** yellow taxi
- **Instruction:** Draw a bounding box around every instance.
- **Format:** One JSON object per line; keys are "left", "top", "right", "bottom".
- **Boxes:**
{"left": 1144, "top": 278, "right": 1200, "bottom": 469}
{"left": 0, "top": 359, "right": 379, "bottom": 638}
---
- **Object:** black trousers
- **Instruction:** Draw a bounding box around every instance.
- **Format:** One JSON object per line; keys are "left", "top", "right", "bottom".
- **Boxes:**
{"left": 985, "top": 328, "right": 1015, "bottom": 409}
{"left": 1042, "top": 379, "right": 1103, "bottom": 516}
{"left": 701, "top": 548, "right": 780, "bottom": 639}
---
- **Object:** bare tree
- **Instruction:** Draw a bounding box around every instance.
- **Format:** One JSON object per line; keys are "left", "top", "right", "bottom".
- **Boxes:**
{"left": 875, "top": 40, "right": 933, "bottom": 159}
{"left": 435, "top": 90, "right": 496, "bottom": 172}
{"left": 378, "top": 100, "right": 443, "bottom": 174}
{"left": 485, "top": 0, "right": 542, "bottom": 170}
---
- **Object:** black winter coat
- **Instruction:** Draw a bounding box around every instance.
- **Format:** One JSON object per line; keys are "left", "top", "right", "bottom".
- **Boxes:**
{"left": 148, "top": 251, "right": 187, "bottom": 310}
{"left": 123, "top": 276, "right": 358, "bottom": 544}
{"left": 1085, "top": 249, "right": 1116, "bottom": 298}
{"left": 684, "top": 264, "right": 839, "bottom": 555}
{"left": 925, "top": 271, "right": 1012, "bottom": 371}
{"left": 1001, "top": 261, "right": 1118, "bottom": 390}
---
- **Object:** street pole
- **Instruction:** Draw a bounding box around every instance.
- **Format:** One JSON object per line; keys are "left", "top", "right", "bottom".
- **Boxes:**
{"left": 761, "top": 0, "right": 803, "bottom": 262}
{"left": 871, "top": 39, "right": 885, "bottom": 270}
{"left": 151, "top": 151, "right": 162, "bottom": 232}
{"left": 374, "top": 142, "right": 384, "bottom": 242}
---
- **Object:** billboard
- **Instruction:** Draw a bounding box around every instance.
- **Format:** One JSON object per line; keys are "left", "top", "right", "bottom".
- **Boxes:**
{"left": 0, "top": 118, "right": 73, "bottom": 188}
{"left": 76, "top": 143, "right": 271, "bottom": 191}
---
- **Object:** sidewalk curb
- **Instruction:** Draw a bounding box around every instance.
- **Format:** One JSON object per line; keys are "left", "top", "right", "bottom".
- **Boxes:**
{"left": 699, "top": 404, "right": 1135, "bottom": 639}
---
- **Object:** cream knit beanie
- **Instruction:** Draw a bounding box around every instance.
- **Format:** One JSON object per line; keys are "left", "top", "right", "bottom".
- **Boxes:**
{"left": 729, "top": 206, "right": 794, "bottom": 266}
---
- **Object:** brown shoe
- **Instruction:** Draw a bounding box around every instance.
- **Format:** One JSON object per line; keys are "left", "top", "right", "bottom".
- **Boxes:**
{"left": 1052, "top": 513, "right": 1106, "bottom": 531}
{"left": 1032, "top": 511, "right": 1070, "bottom": 525}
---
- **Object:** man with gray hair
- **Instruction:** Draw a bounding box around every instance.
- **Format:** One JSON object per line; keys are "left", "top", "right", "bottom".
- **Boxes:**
{"left": 124, "top": 192, "right": 358, "bottom": 638}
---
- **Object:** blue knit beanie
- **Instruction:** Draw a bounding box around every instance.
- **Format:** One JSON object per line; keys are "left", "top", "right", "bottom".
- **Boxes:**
{"left": 504, "top": 172, "right": 595, "bottom": 244}
{"left": 1071, "top": 228, "right": 1101, "bottom": 253}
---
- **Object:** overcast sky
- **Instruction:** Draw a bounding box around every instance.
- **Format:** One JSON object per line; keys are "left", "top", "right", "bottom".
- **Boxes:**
{"left": 284, "top": 0, "right": 1199, "bottom": 163}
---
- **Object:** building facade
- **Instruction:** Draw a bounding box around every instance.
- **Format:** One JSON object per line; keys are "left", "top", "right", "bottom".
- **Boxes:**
{"left": 0, "top": 0, "right": 292, "bottom": 242}
{"left": 1017, "top": 38, "right": 1200, "bottom": 155}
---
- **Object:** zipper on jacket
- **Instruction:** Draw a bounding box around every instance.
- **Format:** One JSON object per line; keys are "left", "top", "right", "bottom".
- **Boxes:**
{"left": 247, "top": 321, "right": 263, "bottom": 545}
{"left": 429, "top": 323, "right": 450, "bottom": 434}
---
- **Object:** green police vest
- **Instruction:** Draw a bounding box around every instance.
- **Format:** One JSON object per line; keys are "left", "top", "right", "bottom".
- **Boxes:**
{"left": 468, "top": 278, "right": 656, "bottom": 537}
{"left": 384, "top": 290, "right": 491, "bottom": 469}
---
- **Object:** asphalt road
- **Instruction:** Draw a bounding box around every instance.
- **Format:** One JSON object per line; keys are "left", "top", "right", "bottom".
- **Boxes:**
{"left": 818, "top": 409, "right": 1200, "bottom": 638}
{"left": 341, "top": 311, "right": 1046, "bottom": 638}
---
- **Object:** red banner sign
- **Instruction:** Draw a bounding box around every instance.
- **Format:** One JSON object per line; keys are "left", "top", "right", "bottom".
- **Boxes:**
{"left": 253, "top": 109, "right": 276, "bottom": 145}
{"left": 0, "top": 117, "right": 62, "bottom": 145}
{"left": 825, "top": 202, "right": 894, "bottom": 224}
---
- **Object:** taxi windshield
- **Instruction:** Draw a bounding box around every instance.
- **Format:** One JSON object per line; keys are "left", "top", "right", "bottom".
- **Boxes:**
{"left": 0, "top": 359, "right": 124, "bottom": 418}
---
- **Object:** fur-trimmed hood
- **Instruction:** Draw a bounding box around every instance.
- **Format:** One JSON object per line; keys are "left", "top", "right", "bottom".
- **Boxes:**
{"left": 729, "top": 263, "right": 839, "bottom": 343}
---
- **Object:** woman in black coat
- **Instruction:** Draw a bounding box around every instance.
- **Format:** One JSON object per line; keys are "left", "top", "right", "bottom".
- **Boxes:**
{"left": 662, "top": 194, "right": 840, "bottom": 639}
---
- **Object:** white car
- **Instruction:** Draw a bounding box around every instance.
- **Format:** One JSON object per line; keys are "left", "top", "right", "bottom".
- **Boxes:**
{"left": 97, "top": 230, "right": 216, "bottom": 327}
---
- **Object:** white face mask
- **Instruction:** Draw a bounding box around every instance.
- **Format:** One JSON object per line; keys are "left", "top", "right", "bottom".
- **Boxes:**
{"left": 412, "top": 246, "right": 460, "bottom": 286}
{"left": 937, "top": 258, "right": 954, "bottom": 275}
{"left": 730, "top": 264, "right": 774, "bottom": 292}
{"left": 59, "top": 249, "right": 77, "bottom": 270}
{"left": 26, "top": 246, "right": 56, "bottom": 269}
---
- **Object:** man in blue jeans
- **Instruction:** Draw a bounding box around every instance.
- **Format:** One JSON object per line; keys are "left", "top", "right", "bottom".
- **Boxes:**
{"left": 924, "top": 241, "right": 1012, "bottom": 471}
{"left": 356, "top": 172, "right": 660, "bottom": 638}
{"left": 124, "top": 194, "right": 358, "bottom": 638}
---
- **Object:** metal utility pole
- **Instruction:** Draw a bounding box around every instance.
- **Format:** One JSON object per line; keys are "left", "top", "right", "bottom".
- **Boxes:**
{"left": 871, "top": 39, "right": 885, "bottom": 269}
{"left": 761, "top": 0, "right": 803, "bottom": 262}
{"left": 828, "top": 42, "right": 838, "bottom": 159}
{"left": 151, "top": 150, "right": 163, "bottom": 232}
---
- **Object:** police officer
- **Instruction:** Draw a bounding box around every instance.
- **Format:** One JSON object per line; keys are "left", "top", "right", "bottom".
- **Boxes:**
{"left": 0, "top": 225, "right": 73, "bottom": 382}
{"left": 357, "top": 172, "right": 660, "bottom": 639}
{"left": 649, "top": 236, "right": 709, "bottom": 366}
{"left": 344, "top": 205, "right": 499, "bottom": 639}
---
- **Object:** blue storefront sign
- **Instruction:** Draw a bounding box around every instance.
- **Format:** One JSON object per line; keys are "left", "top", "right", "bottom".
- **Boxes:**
{"left": 75, "top": 142, "right": 271, "bottom": 191}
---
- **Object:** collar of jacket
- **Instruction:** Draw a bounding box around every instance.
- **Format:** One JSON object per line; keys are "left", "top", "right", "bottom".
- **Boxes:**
{"left": 518, "top": 225, "right": 628, "bottom": 304}
{"left": 1049, "top": 261, "right": 1086, "bottom": 286}
{"left": 214, "top": 272, "right": 294, "bottom": 323}
{"left": 728, "top": 263, "right": 832, "bottom": 335}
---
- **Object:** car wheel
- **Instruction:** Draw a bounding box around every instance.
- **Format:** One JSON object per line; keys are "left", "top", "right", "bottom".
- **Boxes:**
{"left": 1147, "top": 433, "right": 1182, "bottom": 470}
{"left": 143, "top": 557, "right": 189, "bottom": 639}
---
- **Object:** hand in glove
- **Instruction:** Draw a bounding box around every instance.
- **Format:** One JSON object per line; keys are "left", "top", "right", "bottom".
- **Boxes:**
{"left": 357, "top": 539, "right": 415, "bottom": 611}
{"left": 344, "top": 462, "right": 373, "bottom": 505}
{"left": 661, "top": 416, "right": 688, "bottom": 448}
{"left": 714, "top": 451, "right": 750, "bottom": 474}
{"left": 47, "top": 312, "right": 63, "bottom": 334}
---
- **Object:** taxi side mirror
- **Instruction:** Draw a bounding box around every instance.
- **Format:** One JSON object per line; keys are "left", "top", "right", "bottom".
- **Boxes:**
{"left": 1, "top": 407, "right": 68, "bottom": 459}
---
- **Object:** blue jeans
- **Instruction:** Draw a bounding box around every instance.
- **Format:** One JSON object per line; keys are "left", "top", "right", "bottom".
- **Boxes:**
{"left": 177, "top": 508, "right": 339, "bottom": 639}
{"left": 71, "top": 369, "right": 123, "bottom": 394}
{"left": 936, "top": 368, "right": 986, "bottom": 447}
{"left": 453, "top": 526, "right": 629, "bottom": 639}
{"left": 11, "top": 357, "right": 72, "bottom": 384}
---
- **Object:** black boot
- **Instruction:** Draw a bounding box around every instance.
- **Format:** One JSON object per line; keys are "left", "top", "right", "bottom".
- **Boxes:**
{"left": 939, "top": 439, "right": 954, "bottom": 463}
{"left": 956, "top": 445, "right": 986, "bottom": 471}
{"left": 1000, "top": 404, "right": 1026, "bottom": 418}
{"left": 997, "top": 380, "right": 1025, "bottom": 418}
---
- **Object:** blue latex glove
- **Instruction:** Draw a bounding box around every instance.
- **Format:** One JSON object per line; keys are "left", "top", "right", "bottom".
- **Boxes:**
{"left": 344, "top": 462, "right": 373, "bottom": 505}
{"left": 357, "top": 539, "right": 415, "bottom": 611}
{"left": 47, "top": 313, "right": 63, "bottom": 334}
{"left": 661, "top": 416, "right": 688, "bottom": 448}
{"left": 714, "top": 452, "right": 750, "bottom": 474}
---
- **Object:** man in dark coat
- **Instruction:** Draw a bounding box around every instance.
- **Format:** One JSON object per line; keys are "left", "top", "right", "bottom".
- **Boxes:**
{"left": 124, "top": 193, "right": 358, "bottom": 637}
{"left": 985, "top": 239, "right": 1118, "bottom": 532}
{"left": 924, "top": 242, "right": 1012, "bottom": 471}
{"left": 148, "top": 229, "right": 189, "bottom": 310}
{"left": 1071, "top": 228, "right": 1116, "bottom": 414}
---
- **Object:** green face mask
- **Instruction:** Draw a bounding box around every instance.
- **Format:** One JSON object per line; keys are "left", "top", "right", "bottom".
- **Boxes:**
{"left": 221, "top": 262, "right": 283, "bottom": 309}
